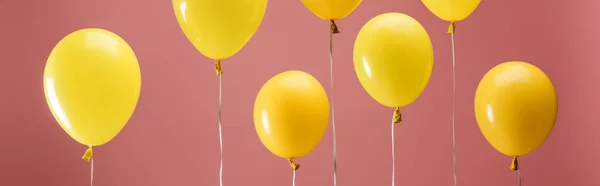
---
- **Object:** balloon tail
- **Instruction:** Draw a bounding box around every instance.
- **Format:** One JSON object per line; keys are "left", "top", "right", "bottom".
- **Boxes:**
{"left": 330, "top": 20, "right": 340, "bottom": 34}
{"left": 288, "top": 159, "right": 299, "bottom": 186}
{"left": 391, "top": 108, "right": 401, "bottom": 186}
{"left": 215, "top": 60, "right": 223, "bottom": 76}
{"left": 82, "top": 146, "right": 93, "bottom": 162}
{"left": 448, "top": 21, "right": 456, "bottom": 35}
{"left": 450, "top": 24, "right": 458, "bottom": 186}
{"left": 510, "top": 156, "right": 519, "bottom": 171}
{"left": 393, "top": 108, "right": 402, "bottom": 124}
{"left": 288, "top": 159, "right": 300, "bottom": 170}
{"left": 328, "top": 21, "right": 338, "bottom": 186}
{"left": 216, "top": 60, "right": 224, "bottom": 186}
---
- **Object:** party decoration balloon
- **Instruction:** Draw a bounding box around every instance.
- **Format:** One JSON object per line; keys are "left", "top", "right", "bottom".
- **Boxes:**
{"left": 474, "top": 61, "right": 557, "bottom": 158}
{"left": 254, "top": 70, "right": 329, "bottom": 160}
{"left": 421, "top": 0, "right": 480, "bottom": 23}
{"left": 353, "top": 13, "right": 434, "bottom": 108}
{"left": 172, "top": 0, "right": 267, "bottom": 60}
{"left": 301, "top": 0, "right": 362, "bottom": 21}
{"left": 44, "top": 28, "right": 141, "bottom": 151}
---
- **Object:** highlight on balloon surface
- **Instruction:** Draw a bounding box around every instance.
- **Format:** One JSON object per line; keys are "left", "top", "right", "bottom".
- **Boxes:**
{"left": 172, "top": 0, "right": 267, "bottom": 61}
{"left": 474, "top": 61, "right": 557, "bottom": 172}
{"left": 253, "top": 70, "right": 329, "bottom": 170}
{"left": 354, "top": 12, "right": 434, "bottom": 109}
{"left": 44, "top": 28, "right": 141, "bottom": 161}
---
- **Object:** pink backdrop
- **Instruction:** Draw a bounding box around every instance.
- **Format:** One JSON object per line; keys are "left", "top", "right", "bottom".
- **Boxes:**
{"left": 0, "top": 0, "right": 598, "bottom": 185}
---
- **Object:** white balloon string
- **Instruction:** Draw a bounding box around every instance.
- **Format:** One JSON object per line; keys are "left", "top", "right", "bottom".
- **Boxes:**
{"left": 518, "top": 169, "right": 522, "bottom": 186}
{"left": 391, "top": 110, "right": 396, "bottom": 186}
{"left": 292, "top": 168, "right": 297, "bottom": 186}
{"left": 328, "top": 22, "right": 338, "bottom": 186}
{"left": 451, "top": 32, "right": 458, "bottom": 186}
{"left": 218, "top": 73, "right": 224, "bottom": 186}
{"left": 90, "top": 156, "right": 94, "bottom": 186}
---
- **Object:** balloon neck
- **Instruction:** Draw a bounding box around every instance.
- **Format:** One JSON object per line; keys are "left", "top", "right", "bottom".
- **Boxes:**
{"left": 287, "top": 158, "right": 300, "bottom": 170}
{"left": 393, "top": 107, "right": 402, "bottom": 124}
{"left": 215, "top": 60, "right": 223, "bottom": 76}
{"left": 447, "top": 21, "right": 456, "bottom": 35}
{"left": 82, "top": 146, "right": 94, "bottom": 162}
{"left": 510, "top": 156, "right": 519, "bottom": 171}
{"left": 330, "top": 20, "right": 340, "bottom": 34}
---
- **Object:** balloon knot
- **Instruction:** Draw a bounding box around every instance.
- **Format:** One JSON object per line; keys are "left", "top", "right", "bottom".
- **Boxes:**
{"left": 287, "top": 158, "right": 300, "bottom": 170}
{"left": 214, "top": 60, "right": 223, "bottom": 76}
{"left": 82, "top": 146, "right": 94, "bottom": 162}
{"left": 393, "top": 107, "right": 402, "bottom": 124}
{"left": 447, "top": 21, "right": 456, "bottom": 35}
{"left": 510, "top": 156, "right": 519, "bottom": 171}
{"left": 330, "top": 20, "right": 340, "bottom": 34}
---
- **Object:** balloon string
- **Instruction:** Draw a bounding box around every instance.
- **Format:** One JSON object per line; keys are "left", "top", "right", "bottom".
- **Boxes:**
{"left": 392, "top": 108, "right": 401, "bottom": 186}
{"left": 215, "top": 60, "right": 224, "bottom": 186}
{"left": 90, "top": 155, "right": 94, "bottom": 186}
{"left": 449, "top": 22, "right": 458, "bottom": 186}
{"left": 518, "top": 169, "right": 522, "bottom": 186}
{"left": 288, "top": 159, "right": 300, "bottom": 186}
{"left": 328, "top": 20, "right": 338, "bottom": 186}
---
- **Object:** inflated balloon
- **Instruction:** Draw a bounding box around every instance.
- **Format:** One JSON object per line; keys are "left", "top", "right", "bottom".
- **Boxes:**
{"left": 474, "top": 61, "right": 557, "bottom": 163}
{"left": 254, "top": 70, "right": 329, "bottom": 161}
{"left": 353, "top": 13, "right": 434, "bottom": 108}
{"left": 173, "top": 0, "right": 267, "bottom": 60}
{"left": 44, "top": 28, "right": 141, "bottom": 155}
{"left": 422, "top": 0, "right": 480, "bottom": 22}
{"left": 301, "top": 0, "right": 362, "bottom": 21}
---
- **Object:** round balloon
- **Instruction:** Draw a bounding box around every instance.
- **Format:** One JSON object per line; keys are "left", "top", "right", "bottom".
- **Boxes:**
{"left": 300, "top": 0, "right": 362, "bottom": 20}
{"left": 474, "top": 61, "right": 557, "bottom": 157}
{"left": 44, "top": 28, "right": 141, "bottom": 147}
{"left": 421, "top": 0, "right": 481, "bottom": 22}
{"left": 254, "top": 70, "right": 329, "bottom": 159}
{"left": 353, "top": 13, "right": 434, "bottom": 108}
{"left": 173, "top": 0, "right": 267, "bottom": 60}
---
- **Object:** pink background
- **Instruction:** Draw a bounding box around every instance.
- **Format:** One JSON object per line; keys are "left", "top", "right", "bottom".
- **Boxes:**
{"left": 0, "top": 0, "right": 597, "bottom": 185}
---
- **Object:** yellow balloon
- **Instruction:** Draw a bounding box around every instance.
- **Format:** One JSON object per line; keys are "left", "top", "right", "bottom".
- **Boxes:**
{"left": 254, "top": 70, "right": 329, "bottom": 159}
{"left": 44, "top": 28, "right": 141, "bottom": 147}
{"left": 474, "top": 61, "right": 557, "bottom": 157}
{"left": 173, "top": 0, "right": 267, "bottom": 60}
{"left": 421, "top": 0, "right": 481, "bottom": 22}
{"left": 301, "top": 0, "right": 362, "bottom": 20}
{"left": 353, "top": 13, "right": 434, "bottom": 108}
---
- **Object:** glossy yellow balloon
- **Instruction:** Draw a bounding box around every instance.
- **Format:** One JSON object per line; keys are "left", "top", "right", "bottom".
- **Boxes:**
{"left": 44, "top": 28, "right": 141, "bottom": 147}
{"left": 474, "top": 61, "right": 557, "bottom": 157}
{"left": 301, "top": 0, "right": 362, "bottom": 20}
{"left": 353, "top": 13, "right": 434, "bottom": 108}
{"left": 254, "top": 70, "right": 329, "bottom": 159}
{"left": 422, "top": 0, "right": 481, "bottom": 22}
{"left": 173, "top": 0, "right": 267, "bottom": 60}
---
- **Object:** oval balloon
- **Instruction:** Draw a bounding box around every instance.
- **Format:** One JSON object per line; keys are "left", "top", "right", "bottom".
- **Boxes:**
{"left": 44, "top": 28, "right": 141, "bottom": 147}
{"left": 353, "top": 13, "right": 434, "bottom": 108}
{"left": 300, "top": 0, "right": 362, "bottom": 20}
{"left": 173, "top": 0, "right": 267, "bottom": 60}
{"left": 474, "top": 61, "right": 557, "bottom": 157}
{"left": 254, "top": 70, "right": 329, "bottom": 159}
{"left": 421, "top": 0, "right": 481, "bottom": 22}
